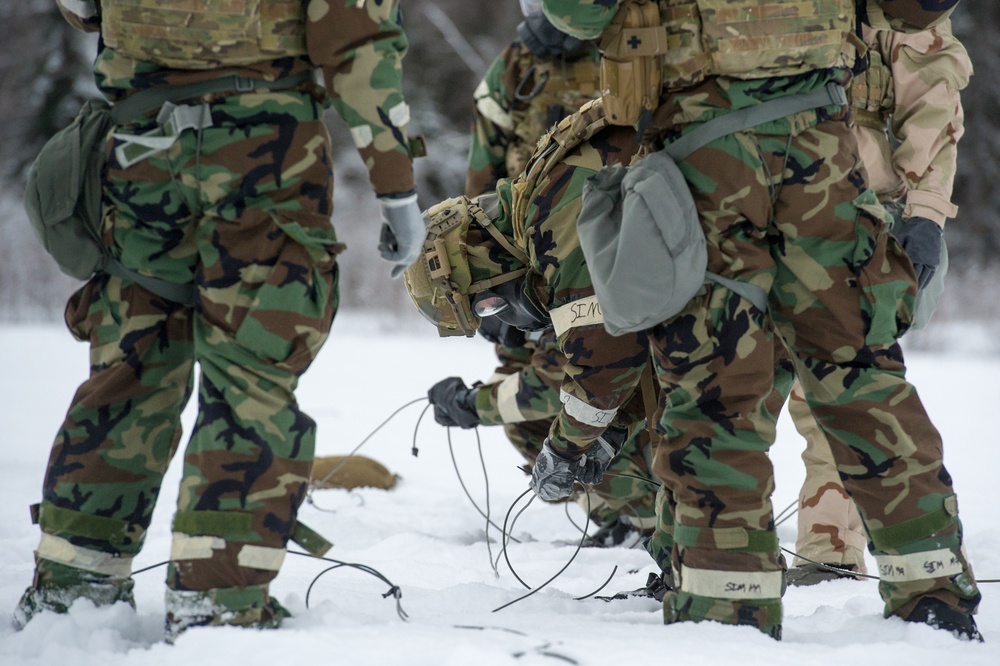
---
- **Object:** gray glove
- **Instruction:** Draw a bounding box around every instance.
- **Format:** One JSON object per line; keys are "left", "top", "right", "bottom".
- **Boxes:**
{"left": 892, "top": 216, "right": 943, "bottom": 291}
{"left": 377, "top": 190, "right": 425, "bottom": 278}
{"left": 529, "top": 428, "right": 627, "bottom": 502}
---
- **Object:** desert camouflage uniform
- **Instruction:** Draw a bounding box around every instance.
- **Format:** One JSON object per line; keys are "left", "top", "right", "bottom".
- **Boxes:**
{"left": 541, "top": 0, "right": 979, "bottom": 637}
{"left": 19, "top": 0, "right": 418, "bottom": 635}
{"left": 791, "top": 18, "right": 972, "bottom": 574}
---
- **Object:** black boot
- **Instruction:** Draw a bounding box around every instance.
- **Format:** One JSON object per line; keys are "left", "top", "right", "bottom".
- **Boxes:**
{"left": 905, "top": 597, "right": 984, "bottom": 642}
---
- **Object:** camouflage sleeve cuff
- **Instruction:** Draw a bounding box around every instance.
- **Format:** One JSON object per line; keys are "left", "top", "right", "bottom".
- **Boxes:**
{"left": 904, "top": 191, "right": 956, "bottom": 227}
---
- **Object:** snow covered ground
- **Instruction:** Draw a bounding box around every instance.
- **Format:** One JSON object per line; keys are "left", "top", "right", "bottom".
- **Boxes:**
{"left": 1, "top": 314, "right": 997, "bottom": 665}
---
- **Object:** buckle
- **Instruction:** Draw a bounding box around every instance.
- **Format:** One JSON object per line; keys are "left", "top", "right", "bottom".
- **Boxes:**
{"left": 234, "top": 76, "right": 256, "bottom": 93}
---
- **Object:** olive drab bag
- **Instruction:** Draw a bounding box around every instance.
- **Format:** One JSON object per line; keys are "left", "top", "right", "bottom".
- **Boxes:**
{"left": 24, "top": 98, "right": 114, "bottom": 282}
{"left": 24, "top": 98, "right": 194, "bottom": 304}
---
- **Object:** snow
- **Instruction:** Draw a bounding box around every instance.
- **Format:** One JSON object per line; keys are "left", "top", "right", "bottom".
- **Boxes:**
{"left": 0, "top": 315, "right": 997, "bottom": 665}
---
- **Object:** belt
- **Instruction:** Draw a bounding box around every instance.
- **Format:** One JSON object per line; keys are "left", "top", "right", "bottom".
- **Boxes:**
{"left": 110, "top": 71, "right": 315, "bottom": 126}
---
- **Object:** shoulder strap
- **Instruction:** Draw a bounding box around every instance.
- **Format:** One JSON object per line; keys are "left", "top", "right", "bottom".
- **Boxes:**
{"left": 664, "top": 83, "right": 848, "bottom": 162}
{"left": 663, "top": 83, "right": 849, "bottom": 313}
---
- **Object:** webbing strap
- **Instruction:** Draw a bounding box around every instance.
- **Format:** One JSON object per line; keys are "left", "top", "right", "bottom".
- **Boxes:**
{"left": 664, "top": 82, "right": 848, "bottom": 162}
{"left": 706, "top": 271, "right": 768, "bottom": 313}
{"left": 110, "top": 71, "right": 315, "bottom": 126}
{"left": 869, "top": 502, "right": 958, "bottom": 553}
{"left": 173, "top": 510, "right": 255, "bottom": 541}
{"left": 290, "top": 521, "right": 332, "bottom": 557}
{"left": 38, "top": 502, "right": 131, "bottom": 546}
{"left": 673, "top": 524, "right": 779, "bottom": 552}
{"left": 105, "top": 258, "right": 194, "bottom": 305}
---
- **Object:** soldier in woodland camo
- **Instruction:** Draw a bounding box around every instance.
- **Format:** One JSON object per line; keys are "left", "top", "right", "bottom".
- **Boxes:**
{"left": 531, "top": 0, "right": 981, "bottom": 640}
{"left": 16, "top": 0, "right": 424, "bottom": 639}
{"left": 429, "top": 7, "right": 656, "bottom": 546}
{"left": 787, "top": 17, "right": 972, "bottom": 586}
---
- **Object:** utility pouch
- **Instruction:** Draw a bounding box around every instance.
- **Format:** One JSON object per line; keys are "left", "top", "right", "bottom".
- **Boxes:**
{"left": 24, "top": 98, "right": 194, "bottom": 304}
{"left": 578, "top": 150, "right": 704, "bottom": 335}
{"left": 579, "top": 84, "right": 844, "bottom": 335}
{"left": 599, "top": 0, "right": 666, "bottom": 126}
{"left": 24, "top": 98, "right": 114, "bottom": 282}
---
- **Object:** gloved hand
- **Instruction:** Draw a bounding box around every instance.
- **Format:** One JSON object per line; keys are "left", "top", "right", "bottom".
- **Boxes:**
{"left": 478, "top": 316, "right": 527, "bottom": 348}
{"left": 892, "top": 216, "right": 943, "bottom": 291}
{"left": 428, "top": 377, "right": 480, "bottom": 429}
{"left": 529, "top": 427, "right": 627, "bottom": 501}
{"left": 516, "top": 14, "right": 590, "bottom": 60}
{"left": 377, "top": 190, "right": 425, "bottom": 278}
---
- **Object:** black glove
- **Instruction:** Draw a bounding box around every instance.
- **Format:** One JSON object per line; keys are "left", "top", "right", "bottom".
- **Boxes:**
{"left": 529, "top": 427, "right": 627, "bottom": 501}
{"left": 428, "top": 377, "right": 480, "bottom": 429}
{"left": 478, "top": 316, "right": 527, "bottom": 348}
{"left": 516, "top": 14, "right": 590, "bottom": 60}
{"left": 892, "top": 216, "right": 943, "bottom": 291}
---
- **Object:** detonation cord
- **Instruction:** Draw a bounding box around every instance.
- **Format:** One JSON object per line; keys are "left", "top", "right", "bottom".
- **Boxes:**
{"left": 307, "top": 396, "right": 429, "bottom": 509}
{"left": 492, "top": 485, "right": 619, "bottom": 612}
{"left": 126, "top": 552, "right": 408, "bottom": 620}
{"left": 288, "top": 550, "right": 408, "bottom": 620}
{"left": 444, "top": 425, "right": 523, "bottom": 558}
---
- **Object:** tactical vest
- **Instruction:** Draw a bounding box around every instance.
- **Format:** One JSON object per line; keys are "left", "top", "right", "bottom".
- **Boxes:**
{"left": 505, "top": 52, "right": 601, "bottom": 180}
{"left": 600, "top": 0, "right": 857, "bottom": 124}
{"left": 101, "top": 0, "right": 308, "bottom": 70}
{"left": 511, "top": 98, "right": 612, "bottom": 248}
{"left": 848, "top": 48, "right": 894, "bottom": 132}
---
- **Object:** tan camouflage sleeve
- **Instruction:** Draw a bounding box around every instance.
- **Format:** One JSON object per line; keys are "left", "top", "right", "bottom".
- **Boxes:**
{"left": 884, "top": 20, "right": 972, "bottom": 226}
{"left": 306, "top": 0, "right": 415, "bottom": 195}
{"left": 56, "top": 0, "right": 100, "bottom": 31}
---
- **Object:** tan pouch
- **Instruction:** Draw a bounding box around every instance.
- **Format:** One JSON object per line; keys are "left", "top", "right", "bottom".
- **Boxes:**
{"left": 599, "top": 0, "right": 667, "bottom": 126}
{"left": 310, "top": 455, "right": 399, "bottom": 491}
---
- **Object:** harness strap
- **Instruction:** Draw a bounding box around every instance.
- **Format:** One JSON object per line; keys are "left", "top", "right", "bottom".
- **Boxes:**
{"left": 664, "top": 83, "right": 848, "bottom": 162}
{"left": 664, "top": 83, "right": 849, "bottom": 312}
{"left": 110, "top": 71, "right": 315, "bottom": 126}
{"left": 104, "top": 259, "right": 195, "bottom": 306}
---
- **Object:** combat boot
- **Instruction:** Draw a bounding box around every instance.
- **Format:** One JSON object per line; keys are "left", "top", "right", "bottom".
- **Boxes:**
{"left": 786, "top": 563, "right": 861, "bottom": 587}
{"left": 164, "top": 588, "right": 291, "bottom": 643}
{"left": 12, "top": 559, "right": 135, "bottom": 630}
{"left": 598, "top": 570, "right": 673, "bottom": 602}
{"left": 904, "top": 597, "right": 984, "bottom": 642}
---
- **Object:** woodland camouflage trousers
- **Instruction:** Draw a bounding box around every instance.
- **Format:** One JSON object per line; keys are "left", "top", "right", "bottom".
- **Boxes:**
{"left": 488, "top": 343, "right": 658, "bottom": 529}
{"left": 648, "top": 110, "right": 980, "bottom": 636}
{"left": 30, "top": 90, "right": 340, "bottom": 622}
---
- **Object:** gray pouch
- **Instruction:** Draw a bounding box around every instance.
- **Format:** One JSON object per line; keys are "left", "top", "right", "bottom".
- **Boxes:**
{"left": 578, "top": 150, "right": 705, "bottom": 336}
